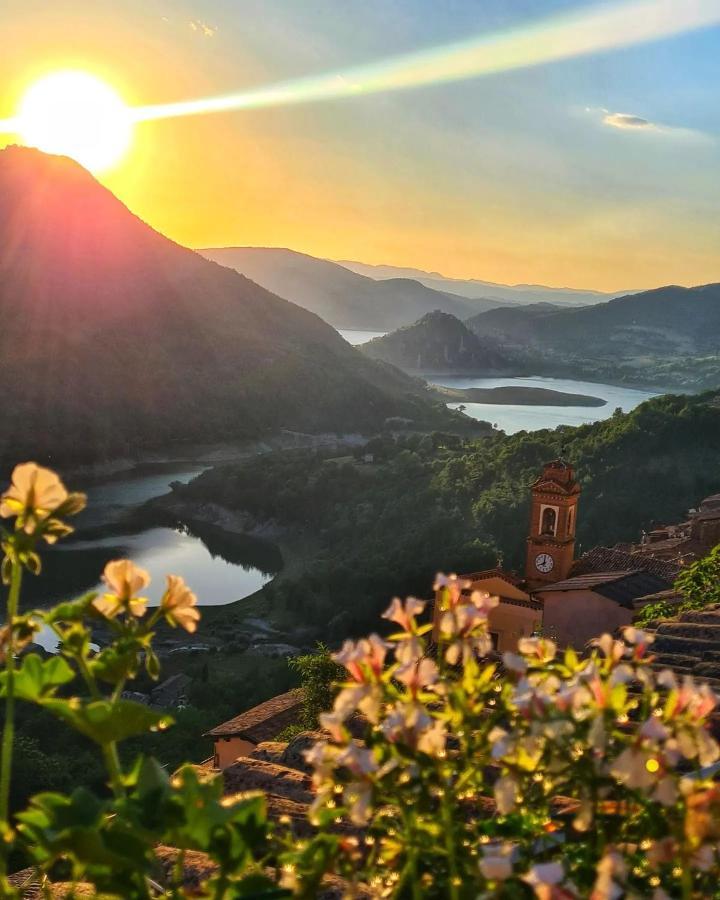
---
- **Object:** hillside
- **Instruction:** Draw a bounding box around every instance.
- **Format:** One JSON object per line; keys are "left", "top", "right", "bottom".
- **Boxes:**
{"left": 171, "top": 391, "right": 720, "bottom": 636}
{"left": 361, "top": 310, "right": 516, "bottom": 374}
{"left": 0, "top": 146, "right": 465, "bottom": 464}
{"left": 338, "top": 260, "right": 626, "bottom": 307}
{"left": 467, "top": 285, "right": 720, "bottom": 358}
{"left": 198, "top": 247, "right": 505, "bottom": 331}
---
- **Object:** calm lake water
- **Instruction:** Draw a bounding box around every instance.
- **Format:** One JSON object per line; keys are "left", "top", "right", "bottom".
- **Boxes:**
{"left": 429, "top": 375, "right": 658, "bottom": 434}
{"left": 31, "top": 464, "right": 280, "bottom": 650}
{"left": 338, "top": 328, "right": 386, "bottom": 345}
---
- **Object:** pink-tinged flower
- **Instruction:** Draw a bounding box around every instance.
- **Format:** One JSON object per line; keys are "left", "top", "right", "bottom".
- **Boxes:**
{"left": 394, "top": 635, "right": 424, "bottom": 666}
{"left": 332, "top": 683, "right": 382, "bottom": 724}
{"left": 93, "top": 559, "right": 150, "bottom": 619}
{"left": 494, "top": 774, "right": 518, "bottom": 815}
{"left": 470, "top": 590, "right": 500, "bottom": 615}
{"left": 318, "top": 709, "right": 347, "bottom": 743}
{"left": 434, "top": 572, "right": 471, "bottom": 610}
{"left": 380, "top": 702, "right": 446, "bottom": 756}
{"left": 440, "top": 604, "right": 493, "bottom": 664}
{"left": 395, "top": 657, "right": 439, "bottom": 697}
{"left": 0, "top": 462, "right": 68, "bottom": 523}
{"left": 337, "top": 745, "right": 378, "bottom": 778}
{"left": 160, "top": 575, "right": 200, "bottom": 632}
{"left": 621, "top": 625, "right": 655, "bottom": 660}
{"left": 659, "top": 671, "right": 719, "bottom": 723}
{"left": 479, "top": 842, "right": 514, "bottom": 882}
{"left": 333, "top": 634, "right": 389, "bottom": 684}
{"left": 590, "top": 634, "right": 625, "bottom": 663}
{"left": 518, "top": 636, "right": 557, "bottom": 663}
{"left": 382, "top": 596, "right": 425, "bottom": 632}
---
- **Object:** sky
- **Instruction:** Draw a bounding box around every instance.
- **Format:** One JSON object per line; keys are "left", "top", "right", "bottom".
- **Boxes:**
{"left": 1, "top": 0, "right": 719, "bottom": 291}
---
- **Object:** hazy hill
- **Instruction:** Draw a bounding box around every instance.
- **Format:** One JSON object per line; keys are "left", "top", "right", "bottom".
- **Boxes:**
{"left": 199, "top": 247, "right": 505, "bottom": 331}
{"left": 361, "top": 310, "right": 515, "bottom": 374}
{"left": 0, "top": 146, "right": 463, "bottom": 464}
{"left": 466, "top": 285, "right": 720, "bottom": 359}
{"left": 338, "top": 260, "right": 626, "bottom": 307}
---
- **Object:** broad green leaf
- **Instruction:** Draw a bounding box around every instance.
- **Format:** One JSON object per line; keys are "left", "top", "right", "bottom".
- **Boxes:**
{"left": 42, "top": 698, "right": 173, "bottom": 745}
{"left": 0, "top": 653, "right": 74, "bottom": 701}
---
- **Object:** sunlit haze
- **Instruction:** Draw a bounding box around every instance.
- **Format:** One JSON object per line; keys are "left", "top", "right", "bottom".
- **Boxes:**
{"left": 1, "top": 0, "right": 719, "bottom": 290}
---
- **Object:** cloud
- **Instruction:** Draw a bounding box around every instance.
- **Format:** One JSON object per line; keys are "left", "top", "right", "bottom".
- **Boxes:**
{"left": 584, "top": 107, "right": 711, "bottom": 143}
{"left": 603, "top": 112, "right": 654, "bottom": 130}
{"left": 189, "top": 20, "right": 216, "bottom": 38}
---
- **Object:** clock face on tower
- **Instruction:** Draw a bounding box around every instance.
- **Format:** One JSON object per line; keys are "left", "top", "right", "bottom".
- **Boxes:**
{"left": 535, "top": 552, "right": 554, "bottom": 574}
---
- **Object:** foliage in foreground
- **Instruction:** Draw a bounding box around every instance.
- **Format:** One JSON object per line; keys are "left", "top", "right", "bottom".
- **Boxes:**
{"left": 636, "top": 545, "right": 720, "bottom": 626}
{"left": 2, "top": 463, "right": 720, "bottom": 898}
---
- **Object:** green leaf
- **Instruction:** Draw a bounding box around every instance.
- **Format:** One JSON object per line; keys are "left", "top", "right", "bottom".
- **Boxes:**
{"left": 0, "top": 653, "right": 74, "bottom": 701}
{"left": 42, "top": 698, "right": 174, "bottom": 745}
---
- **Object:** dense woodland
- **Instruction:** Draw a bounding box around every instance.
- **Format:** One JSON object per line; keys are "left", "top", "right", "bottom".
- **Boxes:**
{"left": 177, "top": 390, "right": 720, "bottom": 636}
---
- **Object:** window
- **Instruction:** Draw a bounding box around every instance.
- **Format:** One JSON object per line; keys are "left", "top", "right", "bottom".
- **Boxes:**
{"left": 540, "top": 506, "right": 557, "bottom": 536}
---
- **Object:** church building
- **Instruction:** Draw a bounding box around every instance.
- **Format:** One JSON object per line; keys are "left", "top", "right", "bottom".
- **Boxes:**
{"left": 437, "top": 459, "right": 672, "bottom": 651}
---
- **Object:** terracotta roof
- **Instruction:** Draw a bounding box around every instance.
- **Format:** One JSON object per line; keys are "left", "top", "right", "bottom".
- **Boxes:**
{"left": 461, "top": 567, "right": 522, "bottom": 586}
{"left": 206, "top": 689, "right": 303, "bottom": 742}
{"left": 633, "top": 589, "right": 684, "bottom": 609}
{"left": 571, "top": 546, "right": 680, "bottom": 582}
{"left": 534, "top": 570, "right": 670, "bottom": 609}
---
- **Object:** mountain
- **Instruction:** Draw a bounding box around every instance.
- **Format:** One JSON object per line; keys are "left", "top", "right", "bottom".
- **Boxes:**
{"left": 361, "top": 310, "right": 516, "bottom": 374}
{"left": 338, "top": 260, "right": 629, "bottom": 307}
{"left": 0, "top": 146, "right": 465, "bottom": 464}
{"left": 466, "top": 285, "right": 720, "bottom": 359}
{"left": 198, "top": 247, "right": 505, "bottom": 331}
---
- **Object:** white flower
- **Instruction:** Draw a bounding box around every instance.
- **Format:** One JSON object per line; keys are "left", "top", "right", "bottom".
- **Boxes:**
{"left": 522, "top": 862, "right": 565, "bottom": 896}
{"left": 480, "top": 842, "right": 514, "bottom": 881}
{"left": 518, "top": 636, "right": 557, "bottom": 663}
{"left": 470, "top": 590, "right": 500, "bottom": 615}
{"left": 494, "top": 775, "right": 518, "bottom": 815}
{"left": 395, "top": 657, "right": 439, "bottom": 696}
{"left": 382, "top": 596, "right": 425, "bottom": 632}
{"left": 610, "top": 747, "right": 659, "bottom": 790}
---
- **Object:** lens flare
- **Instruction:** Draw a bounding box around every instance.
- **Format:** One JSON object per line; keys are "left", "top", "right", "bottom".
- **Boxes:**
{"left": 0, "top": 0, "right": 718, "bottom": 141}
{"left": 131, "top": 0, "right": 720, "bottom": 124}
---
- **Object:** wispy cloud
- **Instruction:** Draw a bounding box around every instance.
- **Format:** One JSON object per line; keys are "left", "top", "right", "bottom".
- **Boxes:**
{"left": 585, "top": 107, "right": 711, "bottom": 143}
{"left": 189, "top": 20, "right": 216, "bottom": 38}
{"left": 603, "top": 112, "right": 654, "bottom": 130}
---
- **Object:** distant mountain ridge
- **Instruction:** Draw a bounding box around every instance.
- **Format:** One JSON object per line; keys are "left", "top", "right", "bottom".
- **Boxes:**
{"left": 466, "top": 283, "right": 720, "bottom": 359}
{"left": 0, "top": 147, "right": 463, "bottom": 463}
{"left": 199, "top": 247, "right": 505, "bottom": 331}
{"left": 361, "top": 310, "right": 516, "bottom": 374}
{"left": 338, "top": 260, "right": 632, "bottom": 307}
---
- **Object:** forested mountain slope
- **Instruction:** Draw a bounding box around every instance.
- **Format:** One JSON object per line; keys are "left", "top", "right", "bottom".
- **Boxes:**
{"left": 0, "top": 147, "right": 462, "bottom": 463}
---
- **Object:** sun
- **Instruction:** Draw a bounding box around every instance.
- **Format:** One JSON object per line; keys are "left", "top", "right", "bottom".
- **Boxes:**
{"left": 17, "top": 71, "right": 133, "bottom": 174}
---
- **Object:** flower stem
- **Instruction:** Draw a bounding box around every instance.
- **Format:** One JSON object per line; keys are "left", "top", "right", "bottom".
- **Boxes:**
{"left": 0, "top": 559, "right": 23, "bottom": 874}
{"left": 440, "top": 788, "right": 460, "bottom": 900}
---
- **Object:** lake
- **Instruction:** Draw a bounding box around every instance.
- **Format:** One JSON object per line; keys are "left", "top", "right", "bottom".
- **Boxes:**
{"left": 338, "top": 328, "right": 386, "bottom": 345}
{"left": 30, "top": 463, "right": 280, "bottom": 650}
{"left": 429, "top": 375, "right": 658, "bottom": 434}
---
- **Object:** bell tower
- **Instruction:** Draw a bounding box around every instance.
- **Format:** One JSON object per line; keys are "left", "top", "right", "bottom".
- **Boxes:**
{"left": 525, "top": 460, "right": 580, "bottom": 587}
